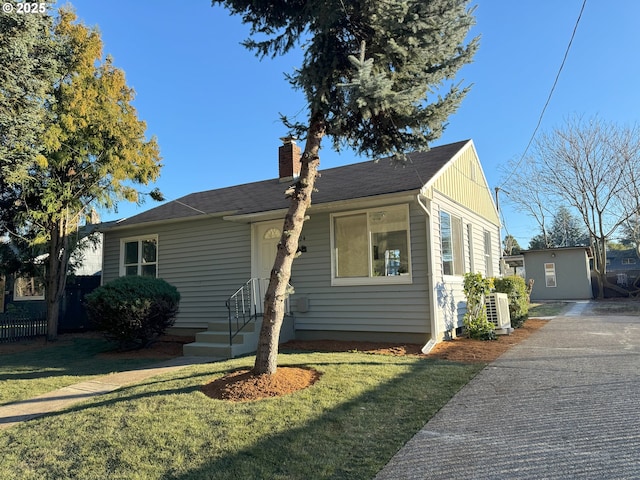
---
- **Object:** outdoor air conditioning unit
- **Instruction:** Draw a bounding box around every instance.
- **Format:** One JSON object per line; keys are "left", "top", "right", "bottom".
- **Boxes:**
{"left": 485, "top": 293, "right": 512, "bottom": 334}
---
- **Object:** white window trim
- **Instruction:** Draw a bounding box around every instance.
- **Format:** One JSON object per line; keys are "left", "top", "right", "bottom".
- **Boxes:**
{"left": 544, "top": 262, "right": 557, "bottom": 288}
{"left": 13, "top": 276, "right": 45, "bottom": 301}
{"left": 330, "top": 204, "right": 413, "bottom": 286}
{"left": 466, "top": 223, "right": 474, "bottom": 273}
{"left": 440, "top": 210, "right": 465, "bottom": 277}
{"left": 119, "top": 235, "right": 159, "bottom": 277}
{"left": 484, "top": 230, "right": 494, "bottom": 277}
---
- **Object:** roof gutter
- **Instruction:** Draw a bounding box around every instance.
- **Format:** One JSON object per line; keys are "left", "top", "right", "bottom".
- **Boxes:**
{"left": 223, "top": 193, "right": 419, "bottom": 223}
{"left": 104, "top": 210, "right": 239, "bottom": 232}
{"left": 416, "top": 193, "right": 439, "bottom": 354}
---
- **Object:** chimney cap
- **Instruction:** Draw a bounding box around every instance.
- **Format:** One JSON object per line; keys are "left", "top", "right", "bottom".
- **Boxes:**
{"left": 280, "top": 135, "right": 297, "bottom": 144}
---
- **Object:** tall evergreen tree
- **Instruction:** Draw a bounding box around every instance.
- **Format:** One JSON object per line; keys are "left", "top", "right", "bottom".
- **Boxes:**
{"left": 549, "top": 206, "right": 589, "bottom": 247}
{"left": 0, "top": 4, "right": 57, "bottom": 236}
{"left": 213, "top": 0, "right": 478, "bottom": 374}
{"left": 503, "top": 235, "right": 522, "bottom": 255}
{"left": 10, "top": 8, "right": 162, "bottom": 339}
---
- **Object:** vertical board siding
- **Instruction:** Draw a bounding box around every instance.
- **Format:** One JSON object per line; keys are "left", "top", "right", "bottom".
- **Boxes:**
{"left": 430, "top": 145, "right": 500, "bottom": 226}
{"left": 103, "top": 217, "right": 251, "bottom": 328}
{"left": 290, "top": 202, "right": 431, "bottom": 335}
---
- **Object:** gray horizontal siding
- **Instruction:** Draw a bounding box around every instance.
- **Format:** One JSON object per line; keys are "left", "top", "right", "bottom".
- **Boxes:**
{"left": 291, "top": 202, "right": 431, "bottom": 336}
{"left": 103, "top": 217, "right": 251, "bottom": 328}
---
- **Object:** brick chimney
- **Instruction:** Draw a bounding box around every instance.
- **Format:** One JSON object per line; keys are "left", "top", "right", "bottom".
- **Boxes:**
{"left": 278, "top": 136, "right": 302, "bottom": 182}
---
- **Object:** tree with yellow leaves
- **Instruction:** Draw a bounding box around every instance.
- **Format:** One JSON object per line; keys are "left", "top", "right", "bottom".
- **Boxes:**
{"left": 5, "top": 6, "right": 162, "bottom": 339}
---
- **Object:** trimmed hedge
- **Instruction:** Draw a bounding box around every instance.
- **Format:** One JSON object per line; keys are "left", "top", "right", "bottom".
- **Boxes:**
{"left": 85, "top": 276, "right": 180, "bottom": 350}
{"left": 493, "top": 275, "right": 529, "bottom": 328}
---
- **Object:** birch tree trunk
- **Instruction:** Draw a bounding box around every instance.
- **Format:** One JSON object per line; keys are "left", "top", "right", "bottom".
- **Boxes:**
{"left": 253, "top": 118, "right": 325, "bottom": 375}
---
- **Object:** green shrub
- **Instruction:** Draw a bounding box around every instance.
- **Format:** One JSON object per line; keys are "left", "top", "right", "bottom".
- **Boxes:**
{"left": 493, "top": 275, "right": 529, "bottom": 328}
{"left": 463, "top": 272, "right": 496, "bottom": 341}
{"left": 85, "top": 276, "right": 180, "bottom": 350}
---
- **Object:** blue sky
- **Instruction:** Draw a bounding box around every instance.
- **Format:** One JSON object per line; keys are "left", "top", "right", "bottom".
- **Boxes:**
{"left": 61, "top": 0, "right": 640, "bottom": 247}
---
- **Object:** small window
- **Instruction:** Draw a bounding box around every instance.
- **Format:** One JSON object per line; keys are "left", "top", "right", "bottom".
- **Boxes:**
{"left": 484, "top": 231, "right": 493, "bottom": 277}
{"left": 622, "top": 257, "right": 637, "bottom": 265}
{"left": 440, "top": 211, "right": 464, "bottom": 276}
{"left": 121, "top": 236, "right": 158, "bottom": 277}
{"left": 466, "top": 224, "right": 474, "bottom": 273}
{"left": 544, "top": 262, "right": 556, "bottom": 288}
{"left": 332, "top": 205, "right": 411, "bottom": 285}
{"left": 14, "top": 276, "right": 45, "bottom": 301}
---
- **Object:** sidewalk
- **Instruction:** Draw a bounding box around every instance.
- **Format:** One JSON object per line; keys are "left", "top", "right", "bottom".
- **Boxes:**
{"left": 374, "top": 302, "right": 640, "bottom": 479}
{"left": 0, "top": 355, "right": 218, "bottom": 430}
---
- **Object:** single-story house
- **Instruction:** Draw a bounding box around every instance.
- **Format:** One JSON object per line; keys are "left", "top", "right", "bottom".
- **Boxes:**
{"left": 522, "top": 246, "right": 593, "bottom": 301}
{"left": 101, "top": 138, "right": 501, "bottom": 356}
{"left": 1, "top": 222, "right": 109, "bottom": 332}
{"left": 603, "top": 247, "right": 640, "bottom": 294}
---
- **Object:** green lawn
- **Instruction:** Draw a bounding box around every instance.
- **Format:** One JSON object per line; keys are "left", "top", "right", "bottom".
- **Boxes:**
{"left": 0, "top": 347, "right": 483, "bottom": 479}
{"left": 528, "top": 301, "right": 571, "bottom": 318}
{"left": 590, "top": 299, "right": 640, "bottom": 315}
{"left": 0, "top": 337, "right": 174, "bottom": 406}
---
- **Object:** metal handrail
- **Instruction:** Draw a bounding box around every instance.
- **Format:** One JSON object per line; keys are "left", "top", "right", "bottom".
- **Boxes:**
{"left": 225, "top": 278, "right": 291, "bottom": 346}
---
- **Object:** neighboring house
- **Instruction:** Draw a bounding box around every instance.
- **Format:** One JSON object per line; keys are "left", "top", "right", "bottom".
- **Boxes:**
{"left": 522, "top": 247, "right": 593, "bottom": 301}
{"left": 605, "top": 248, "right": 640, "bottom": 292}
{"left": 101, "top": 138, "right": 501, "bottom": 355}
{"left": 1, "top": 222, "right": 111, "bottom": 331}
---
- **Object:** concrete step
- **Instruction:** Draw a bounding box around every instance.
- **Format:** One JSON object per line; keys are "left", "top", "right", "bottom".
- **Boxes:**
{"left": 195, "top": 331, "right": 244, "bottom": 344}
{"left": 183, "top": 342, "right": 233, "bottom": 358}
{"left": 205, "top": 320, "right": 257, "bottom": 332}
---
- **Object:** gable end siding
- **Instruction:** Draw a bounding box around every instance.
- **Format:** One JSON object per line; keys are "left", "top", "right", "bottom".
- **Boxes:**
{"left": 430, "top": 144, "right": 499, "bottom": 226}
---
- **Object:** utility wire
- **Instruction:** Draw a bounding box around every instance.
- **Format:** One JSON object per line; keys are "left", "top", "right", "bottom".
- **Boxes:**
{"left": 499, "top": 0, "right": 587, "bottom": 188}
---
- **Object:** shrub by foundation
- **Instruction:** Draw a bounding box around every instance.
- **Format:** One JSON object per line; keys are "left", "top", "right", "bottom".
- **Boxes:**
{"left": 85, "top": 276, "right": 180, "bottom": 350}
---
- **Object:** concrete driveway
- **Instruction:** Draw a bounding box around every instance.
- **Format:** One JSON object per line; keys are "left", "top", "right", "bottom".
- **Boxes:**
{"left": 375, "top": 302, "right": 640, "bottom": 479}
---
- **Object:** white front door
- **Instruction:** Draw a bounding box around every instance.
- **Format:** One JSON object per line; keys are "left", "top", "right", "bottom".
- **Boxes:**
{"left": 253, "top": 220, "right": 283, "bottom": 301}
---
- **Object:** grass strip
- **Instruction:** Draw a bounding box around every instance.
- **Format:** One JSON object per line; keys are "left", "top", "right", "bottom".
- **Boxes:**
{"left": 0, "top": 338, "right": 171, "bottom": 405}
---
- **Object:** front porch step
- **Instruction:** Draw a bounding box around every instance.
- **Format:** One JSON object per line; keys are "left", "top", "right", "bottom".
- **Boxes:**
{"left": 183, "top": 317, "right": 261, "bottom": 359}
{"left": 182, "top": 315, "right": 295, "bottom": 360}
{"left": 195, "top": 330, "right": 245, "bottom": 344}
{"left": 203, "top": 321, "right": 257, "bottom": 333}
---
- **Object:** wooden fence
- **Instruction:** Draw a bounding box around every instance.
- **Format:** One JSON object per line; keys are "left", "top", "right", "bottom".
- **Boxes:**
{"left": 0, "top": 313, "right": 47, "bottom": 343}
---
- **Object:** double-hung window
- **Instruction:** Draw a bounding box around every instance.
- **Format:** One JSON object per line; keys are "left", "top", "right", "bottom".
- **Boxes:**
{"left": 544, "top": 262, "right": 556, "bottom": 287}
{"left": 332, "top": 205, "right": 411, "bottom": 285}
{"left": 440, "top": 210, "right": 464, "bottom": 276}
{"left": 484, "top": 230, "right": 494, "bottom": 277}
{"left": 121, "top": 236, "right": 158, "bottom": 277}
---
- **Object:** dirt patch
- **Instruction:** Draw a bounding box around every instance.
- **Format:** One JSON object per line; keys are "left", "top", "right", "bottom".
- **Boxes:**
{"left": 201, "top": 367, "right": 322, "bottom": 402}
{"left": 0, "top": 332, "right": 195, "bottom": 359}
{"left": 426, "top": 318, "right": 548, "bottom": 362}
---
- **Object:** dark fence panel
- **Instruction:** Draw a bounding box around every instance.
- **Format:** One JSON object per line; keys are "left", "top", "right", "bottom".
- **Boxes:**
{"left": 0, "top": 312, "right": 47, "bottom": 343}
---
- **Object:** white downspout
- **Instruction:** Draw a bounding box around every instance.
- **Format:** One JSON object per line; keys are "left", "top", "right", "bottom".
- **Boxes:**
{"left": 417, "top": 193, "right": 439, "bottom": 354}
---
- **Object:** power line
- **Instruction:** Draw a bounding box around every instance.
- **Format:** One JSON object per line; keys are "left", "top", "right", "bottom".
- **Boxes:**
{"left": 499, "top": 0, "right": 587, "bottom": 188}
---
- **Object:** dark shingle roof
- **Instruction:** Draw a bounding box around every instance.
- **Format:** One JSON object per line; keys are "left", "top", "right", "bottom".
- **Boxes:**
{"left": 114, "top": 140, "right": 469, "bottom": 228}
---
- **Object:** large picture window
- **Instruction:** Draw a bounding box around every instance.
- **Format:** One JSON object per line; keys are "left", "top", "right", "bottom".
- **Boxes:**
{"left": 332, "top": 205, "right": 411, "bottom": 285}
{"left": 120, "top": 236, "right": 158, "bottom": 277}
{"left": 440, "top": 211, "right": 464, "bottom": 276}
